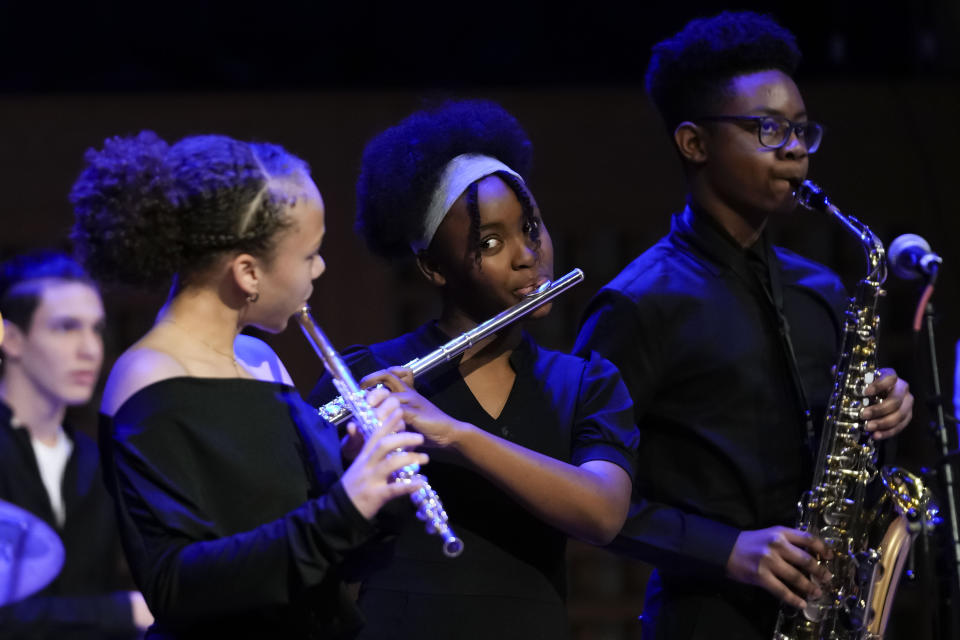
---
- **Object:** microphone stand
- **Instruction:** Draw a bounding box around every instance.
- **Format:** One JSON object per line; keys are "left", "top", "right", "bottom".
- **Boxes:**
{"left": 913, "top": 265, "right": 960, "bottom": 638}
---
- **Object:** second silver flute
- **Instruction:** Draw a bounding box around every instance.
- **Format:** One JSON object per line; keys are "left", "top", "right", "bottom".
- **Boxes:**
{"left": 297, "top": 307, "right": 464, "bottom": 558}
{"left": 318, "top": 267, "right": 585, "bottom": 426}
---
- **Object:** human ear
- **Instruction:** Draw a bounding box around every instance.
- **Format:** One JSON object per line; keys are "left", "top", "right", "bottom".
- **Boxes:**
{"left": 674, "top": 121, "right": 709, "bottom": 164}
{"left": 415, "top": 252, "right": 446, "bottom": 288}
{"left": 1, "top": 321, "right": 25, "bottom": 360}
{"left": 229, "top": 253, "right": 262, "bottom": 300}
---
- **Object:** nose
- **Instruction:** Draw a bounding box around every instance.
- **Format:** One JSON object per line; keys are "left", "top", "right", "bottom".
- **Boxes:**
{"left": 79, "top": 327, "right": 103, "bottom": 363}
{"left": 781, "top": 126, "right": 809, "bottom": 160}
{"left": 512, "top": 236, "right": 539, "bottom": 269}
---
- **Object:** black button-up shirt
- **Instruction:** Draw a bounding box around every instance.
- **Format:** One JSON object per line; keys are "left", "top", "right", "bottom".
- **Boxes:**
{"left": 574, "top": 205, "right": 849, "bottom": 635}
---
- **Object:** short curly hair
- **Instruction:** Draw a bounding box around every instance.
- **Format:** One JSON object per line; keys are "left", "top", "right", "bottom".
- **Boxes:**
{"left": 355, "top": 100, "right": 535, "bottom": 261}
{"left": 645, "top": 11, "right": 802, "bottom": 134}
{"left": 70, "top": 131, "right": 310, "bottom": 287}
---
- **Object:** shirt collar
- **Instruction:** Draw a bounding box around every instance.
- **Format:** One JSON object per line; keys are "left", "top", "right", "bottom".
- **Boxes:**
{"left": 0, "top": 398, "right": 72, "bottom": 442}
{"left": 674, "top": 203, "right": 773, "bottom": 272}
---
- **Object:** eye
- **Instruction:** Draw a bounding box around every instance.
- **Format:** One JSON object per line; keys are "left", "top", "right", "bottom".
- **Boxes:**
{"left": 50, "top": 318, "right": 81, "bottom": 332}
{"left": 479, "top": 236, "right": 502, "bottom": 253}
{"left": 759, "top": 118, "right": 782, "bottom": 135}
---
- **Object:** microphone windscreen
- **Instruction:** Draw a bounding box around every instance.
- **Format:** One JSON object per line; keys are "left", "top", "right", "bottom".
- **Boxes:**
{"left": 889, "top": 233, "right": 932, "bottom": 280}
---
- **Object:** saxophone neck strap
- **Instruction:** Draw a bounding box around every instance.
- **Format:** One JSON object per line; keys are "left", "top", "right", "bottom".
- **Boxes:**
{"left": 677, "top": 207, "right": 816, "bottom": 451}
{"left": 753, "top": 238, "right": 817, "bottom": 453}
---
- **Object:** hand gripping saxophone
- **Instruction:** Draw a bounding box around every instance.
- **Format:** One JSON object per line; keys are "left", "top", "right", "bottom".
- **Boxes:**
{"left": 296, "top": 307, "right": 465, "bottom": 558}
{"left": 773, "top": 181, "right": 938, "bottom": 640}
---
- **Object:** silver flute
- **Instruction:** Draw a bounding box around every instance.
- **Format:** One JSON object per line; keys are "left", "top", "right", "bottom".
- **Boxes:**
{"left": 297, "top": 307, "right": 464, "bottom": 558}
{"left": 318, "top": 268, "right": 585, "bottom": 426}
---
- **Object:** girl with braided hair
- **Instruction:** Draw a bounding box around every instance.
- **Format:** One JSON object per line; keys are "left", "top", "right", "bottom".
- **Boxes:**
{"left": 71, "top": 131, "right": 426, "bottom": 639}
{"left": 308, "top": 100, "right": 639, "bottom": 639}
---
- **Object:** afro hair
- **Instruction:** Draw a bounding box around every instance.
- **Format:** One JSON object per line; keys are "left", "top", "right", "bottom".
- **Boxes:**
{"left": 354, "top": 100, "right": 534, "bottom": 260}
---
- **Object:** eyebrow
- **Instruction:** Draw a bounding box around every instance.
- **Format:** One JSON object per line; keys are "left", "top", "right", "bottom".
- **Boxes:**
{"left": 749, "top": 107, "right": 809, "bottom": 119}
{"left": 46, "top": 314, "right": 106, "bottom": 324}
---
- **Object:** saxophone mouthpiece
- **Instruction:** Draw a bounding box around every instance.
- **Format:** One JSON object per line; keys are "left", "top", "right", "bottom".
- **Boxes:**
{"left": 796, "top": 180, "right": 829, "bottom": 211}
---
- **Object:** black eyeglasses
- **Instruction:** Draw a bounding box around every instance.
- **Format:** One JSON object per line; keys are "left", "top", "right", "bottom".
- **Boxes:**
{"left": 696, "top": 115, "right": 823, "bottom": 153}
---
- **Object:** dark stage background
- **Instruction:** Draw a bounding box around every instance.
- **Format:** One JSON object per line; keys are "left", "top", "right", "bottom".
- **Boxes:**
{"left": 2, "top": 2, "right": 959, "bottom": 638}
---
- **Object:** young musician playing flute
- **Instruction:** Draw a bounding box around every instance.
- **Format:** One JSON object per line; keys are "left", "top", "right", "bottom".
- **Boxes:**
{"left": 71, "top": 131, "right": 425, "bottom": 638}
{"left": 308, "top": 100, "right": 639, "bottom": 640}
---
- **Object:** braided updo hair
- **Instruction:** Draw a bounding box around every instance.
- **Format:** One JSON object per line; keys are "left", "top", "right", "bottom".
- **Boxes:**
{"left": 70, "top": 131, "right": 310, "bottom": 287}
{"left": 355, "top": 100, "right": 535, "bottom": 262}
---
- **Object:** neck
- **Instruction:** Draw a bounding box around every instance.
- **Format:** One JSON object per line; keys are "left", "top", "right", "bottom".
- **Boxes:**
{"left": 689, "top": 186, "right": 768, "bottom": 249}
{"left": 158, "top": 285, "right": 243, "bottom": 355}
{"left": 0, "top": 376, "right": 67, "bottom": 445}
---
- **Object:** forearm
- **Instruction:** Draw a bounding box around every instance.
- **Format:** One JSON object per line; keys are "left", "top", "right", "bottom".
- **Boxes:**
{"left": 132, "top": 481, "right": 372, "bottom": 624}
{"left": 608, "top": 500, "right": 742, "bottom": 581}
{"left": 452, "top": 421, "right": 631, "bottom": 544}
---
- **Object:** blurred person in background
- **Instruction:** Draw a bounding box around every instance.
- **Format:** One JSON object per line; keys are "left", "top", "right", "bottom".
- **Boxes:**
{"left": 0, "top": 250, "right": 153, "bottom": 639}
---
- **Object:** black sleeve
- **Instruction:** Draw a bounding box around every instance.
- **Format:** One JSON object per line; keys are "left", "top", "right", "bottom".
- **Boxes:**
{"left": 568, "top": 351, "right": 639, "bottom": 480}
{"left": 0, "top": 592, "right": 135, "bottom": 640}
{"left": 574, "top": 289, "right": 662, "bottom": 412}
{"left": 575, "top": 288, "right": 741, "bottom": 580}
{"left": 108, "top": 422, "right": 376, "bottom": 626}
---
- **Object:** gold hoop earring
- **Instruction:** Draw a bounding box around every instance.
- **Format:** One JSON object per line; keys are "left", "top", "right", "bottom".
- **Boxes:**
{"left": 247, "top": 292, "right": 259, "bottom": 303}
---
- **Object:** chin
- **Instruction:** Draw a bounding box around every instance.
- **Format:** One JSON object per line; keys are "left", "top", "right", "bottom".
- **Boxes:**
{"left": 529, "top": 302, "right": 554, "bottom": 320}
{"left": 269, "top": 318, "right": 290, "bottom": 333}
{"left": 762, "top": 192, "right": 796, "bottom": 216}
{"left": 61, "top": 389, "right": 96, "bottom": 406}
{"left": 251, "top": 317, "right": 289, "bottom": 334}
{"left": 776, "top": 196, "right": 800, "bottom": 215}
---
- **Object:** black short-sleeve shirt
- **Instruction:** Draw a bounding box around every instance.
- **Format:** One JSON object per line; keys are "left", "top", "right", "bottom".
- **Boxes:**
{"left": 308, "top": 323, "right": 638, "bottom": 639}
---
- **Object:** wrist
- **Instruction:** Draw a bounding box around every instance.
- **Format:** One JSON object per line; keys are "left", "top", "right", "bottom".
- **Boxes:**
{"left": 448, "top": 419, "right": 475, "bottom": 450}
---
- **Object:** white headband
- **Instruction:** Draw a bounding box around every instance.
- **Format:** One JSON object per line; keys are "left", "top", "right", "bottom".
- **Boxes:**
{"left": 411, "top": 153, "right": 523, "bottom": 253}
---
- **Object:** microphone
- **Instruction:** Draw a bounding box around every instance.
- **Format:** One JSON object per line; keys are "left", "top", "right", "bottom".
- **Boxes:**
{"left": 889, "top": 233, "right": 942, "bottom": 280}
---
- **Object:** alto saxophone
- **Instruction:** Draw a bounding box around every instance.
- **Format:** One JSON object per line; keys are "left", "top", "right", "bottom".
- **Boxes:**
{"left": 773, "top": 181, "right": 938, "bottom": 639}
{"left": 297, "top": 308, "right": 464, "bottom": 558}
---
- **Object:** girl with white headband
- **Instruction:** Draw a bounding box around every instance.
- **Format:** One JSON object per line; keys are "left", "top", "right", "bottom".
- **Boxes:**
{"left": 308, "top": 100, "right": 638, "bottom": 639}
